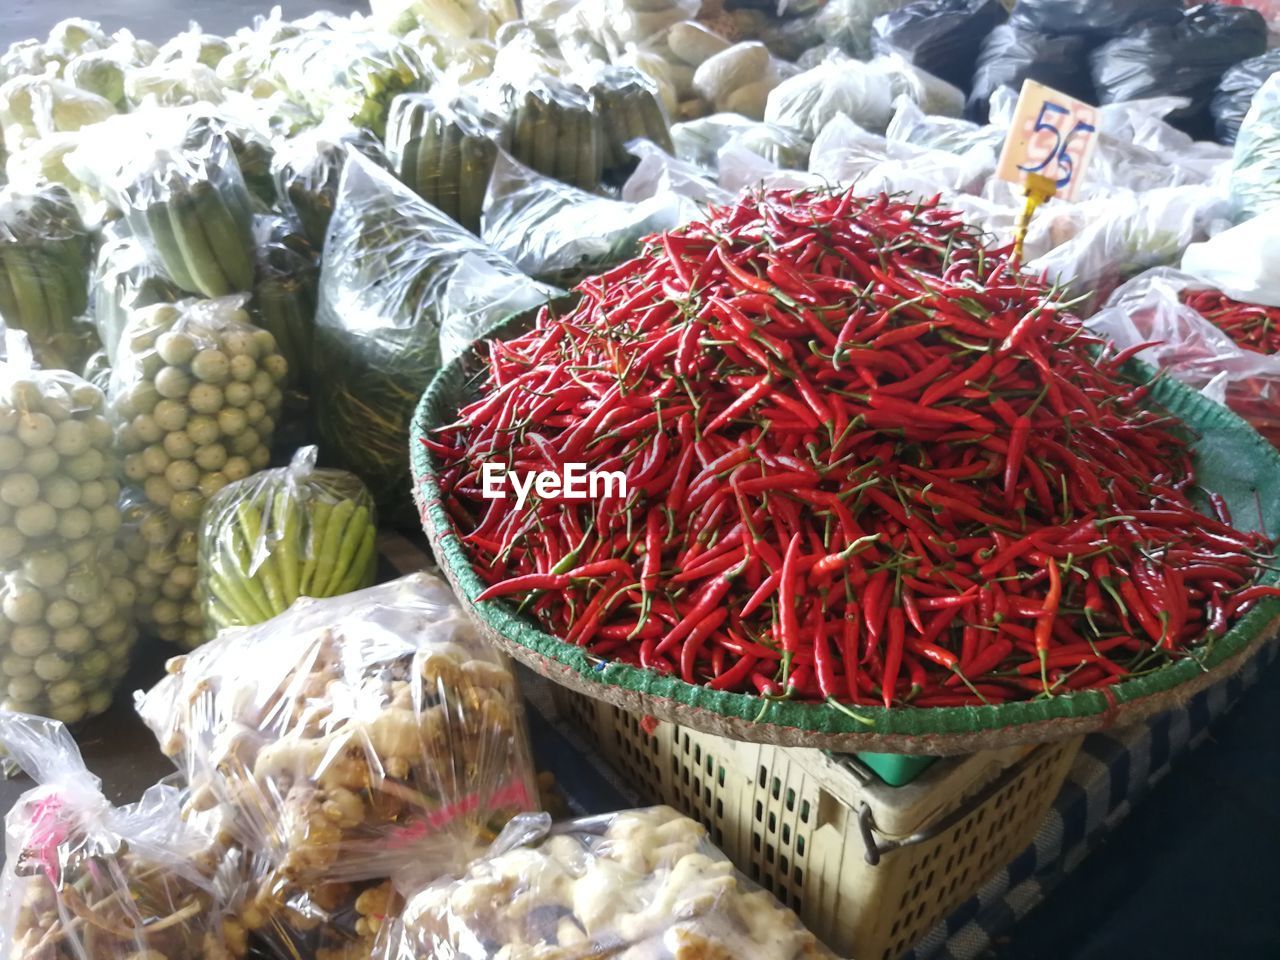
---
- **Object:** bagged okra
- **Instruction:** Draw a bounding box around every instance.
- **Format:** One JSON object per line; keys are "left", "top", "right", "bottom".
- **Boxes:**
{"left": 112, "top": 296, "right": 288, "bottom": 647}
{"left": 585, "top": 65, "right": 672, "bottom": 180}
{"left": 0, "top": 344, "right": 133, "bottom": 723}
{"left": 315, "top": 152, "right": 555, "bottom": 526}
{"left": 386, "top": 89, "right": 509, "bottom": 234}
{"left": 137, "top": 572, "right": 540, "bottom": 888}
{"left": 482, "top": 151, "right": 683, "bottom": 287}
{"left": 504, "top": 75, "right": 604, "bottom": 192}
{"left": 92, "top": 220, "right": 182, "bottom": 366}
{"left": 0, "top": 712, "right": 249, "bottom": 960}
{"left": 265, "top": 28, "right": 433, "bottom": 137}
{"left": 272, "top": 122, "right": 390, "bottom": 249}
{"left": 378, "top": 806, "right": 836, "bottom": 960}
{"left": 0, "top": 184, "right": 94, "bottom": 371}
{"left": 199, "top": 445, "right": 376, "bottom": 637}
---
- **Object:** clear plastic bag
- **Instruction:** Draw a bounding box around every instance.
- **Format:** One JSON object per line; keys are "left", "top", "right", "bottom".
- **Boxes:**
{"left": 621, "top": 138, "right": 731, "bottom": 212}
{"left": 0, "top": 77, "right": 115, "bottom": 148}
{"left": 1027, "top": 184, "right": 1225, "bottom": 312}
{"left": 482, "top": 151, "right": 683, "bottom": 287}
{"left": 378, "top": 806, "right": 836, "bottom": 960}
{"left": 671, "top": 113, "right": 812, "bottom": 170}
{"left": 315, "top": 152, "right": 555, "bottom": 526}
{"left": 265, "top": 29, "right": 433, "bottom": 137}
{"left": 1089, "top": 5, "right": 1267, "bottom": 140}
{"left": 0, "top": 712, "right": 248, "bottom": 960}
{"left": 156, "top": 24, "right": 234, "bottom": 70}
{"left": 1212, "top": 50, "right": 1280, "bottom": 145}
{"left": 70, "top": 108, "right": 257, "bottom": 299}
{"left": 271, "top": 121, "right": 390, "bottom": 249}
{"left": 0, "top": 356, "right": 133, "bottom": 723}
{"left": 386, "top": 89, "right": 508, "bottom": 235}
{"left": 692, "top": 41, "right": 796, "bottom": 120}
{"left": 124, "top": 60, "right": 227, "bottom": 109}
{"left": 111, "top": 296, "right": 288, "bottom": 646}
{"left": 137, "top": 572, "right": 540, "bottom": 887}
{"left": 118, "top": 490, "right": 203, "bottom": 649}
{"left": 808, "top": 112, "right": 995, "bottom": 199}
{"left": 249, "top": 213, "right": 318, "bottom": 399}
{"left": 586, "top": 65, "right": 672, "bottom": 181}
{"left": 871, "top": 0, "right": 1008, "bottom": 94}
{"left": 0, "top": 183, "right": 94, "bottom": 370}
{"left": 1229, "top": 72, "right": 1280, "bottom": 223}
{"left": 92, "top": 220, "right": 182, "bottom": 366}
{"left": 503, "top": 76, "right": 604, "bottom": 192}
{"left": 199, "top": 445, "right": 376, "bottom": 636}
{"left": 1088, "top": 267, "right": 1280, "bottom": 445}
{"left": 813, "top": 0, "right": 917, "bottom": 60}
{"left": 886, "top": 97, "right": 1003, "bottom": 154}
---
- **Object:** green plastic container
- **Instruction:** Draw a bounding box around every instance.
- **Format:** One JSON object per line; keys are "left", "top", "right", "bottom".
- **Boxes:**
{"left": 854, "top": 752, "right": 938, "bottom": 786}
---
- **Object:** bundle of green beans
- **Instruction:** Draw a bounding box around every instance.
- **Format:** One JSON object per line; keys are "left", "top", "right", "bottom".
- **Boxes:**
{"left": 0, "top": 183, "right": 93, "bottom": 369}
{"left": 386, "top": 89, "right": 508, "bottom": 234}
{"left": 506, "top": 76, "right": 604, "bottom": 192}
{"left": 587, "top": 65, "right": 672, "bottom": 180}
{"left": 198, "top": 445, "right": 376, "bottom": 636}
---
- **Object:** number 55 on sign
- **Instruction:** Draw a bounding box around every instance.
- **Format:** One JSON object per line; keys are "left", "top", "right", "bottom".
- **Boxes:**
{"left": 996, "top": 79, "right": 1099, "bottom": 201}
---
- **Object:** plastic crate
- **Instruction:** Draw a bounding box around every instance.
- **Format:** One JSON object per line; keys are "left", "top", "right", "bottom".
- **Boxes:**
{"left": 854, "top": 752, "right": 937, "bottom": 787}
{"left": 553, "top": 688, "right": 1081, "bottom": 960}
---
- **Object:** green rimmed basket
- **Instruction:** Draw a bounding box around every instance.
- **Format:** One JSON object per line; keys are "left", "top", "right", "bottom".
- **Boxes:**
{"left": 411, "top": 310, "right": 1280, "bottom": 755}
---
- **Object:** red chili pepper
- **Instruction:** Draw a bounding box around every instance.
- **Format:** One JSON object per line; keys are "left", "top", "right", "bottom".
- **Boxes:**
{"left": 882, "top": 607, "right": 905, "bottom": 708}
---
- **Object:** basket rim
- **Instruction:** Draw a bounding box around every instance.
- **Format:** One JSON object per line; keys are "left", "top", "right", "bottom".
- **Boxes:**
{"left": 410, "top": 308, "right": 1280, "bottom": 754}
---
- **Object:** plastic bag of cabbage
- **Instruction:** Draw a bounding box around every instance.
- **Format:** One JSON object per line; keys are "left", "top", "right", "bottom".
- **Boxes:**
{"left": 0, "top": 334, "right": 134, "bottom": 724}
{"left": 1229, "top": 72, "right": 1280, "bottom": 223}
{"left": 111, "top": 295, "right": 288, "bottom": 648}
{"left": 315, "top": 152, "right": 556, "bottom": 528}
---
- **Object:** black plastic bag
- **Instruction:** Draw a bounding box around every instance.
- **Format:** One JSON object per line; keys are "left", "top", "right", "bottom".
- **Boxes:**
{"left": 871, "top": 0, "right": 1007, "bottom": 93}
{"left": 1010, "top": 0, "right": 1181, "bottom": 38}
{"left": 1212, "top": 49, "right": 1280, "bottom": 145}
{"left": 968, "top": 23, "right": 1095, "bottom": 123}
{"left": 1091, "top": 5, "right": 1267, "bottom": 140}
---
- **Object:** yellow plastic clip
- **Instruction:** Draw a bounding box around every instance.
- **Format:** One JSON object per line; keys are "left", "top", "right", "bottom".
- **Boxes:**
{"left": 1013, "top": 172, "right": 1057, "bottom": 263}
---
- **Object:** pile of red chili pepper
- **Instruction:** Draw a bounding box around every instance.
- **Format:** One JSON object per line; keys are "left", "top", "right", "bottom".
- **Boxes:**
{"left": 428, "top": 189, "right": 1280, "bottom": 709}
{"left": 1180, "top": 287, "right": 1280, "bottom": 356}
{"left": 1175, "top": 286, "right": 1280, "bottom": 447}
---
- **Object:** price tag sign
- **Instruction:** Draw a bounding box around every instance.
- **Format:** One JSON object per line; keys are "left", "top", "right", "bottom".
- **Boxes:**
{"left": 996, "top": 79, "right": 1099, "bottom": 202}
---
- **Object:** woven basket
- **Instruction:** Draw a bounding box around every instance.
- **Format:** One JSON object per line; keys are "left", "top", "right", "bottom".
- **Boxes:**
{"left": 411, "top": 310, "right": 1280, "bottom": 754}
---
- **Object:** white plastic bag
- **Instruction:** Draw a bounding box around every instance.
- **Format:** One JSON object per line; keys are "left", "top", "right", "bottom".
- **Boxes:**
{"left": 1029, "top": 185, "right": 1226, "bottom": 310}
{"left": 482, "top": 151, "right": 683, "bottom": 286}
{"left": 1182, "top": 206, "right": 1280, "bottom": 308}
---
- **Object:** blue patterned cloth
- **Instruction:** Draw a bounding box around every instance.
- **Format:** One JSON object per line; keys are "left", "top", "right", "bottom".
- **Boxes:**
{"left": 907, "top": 639, "right": 1280, "bottom": 960}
